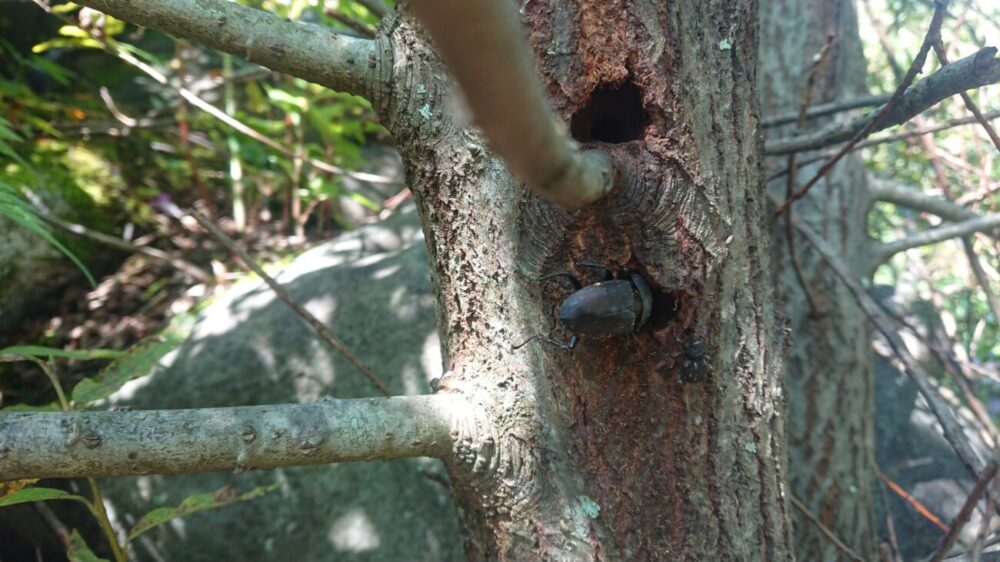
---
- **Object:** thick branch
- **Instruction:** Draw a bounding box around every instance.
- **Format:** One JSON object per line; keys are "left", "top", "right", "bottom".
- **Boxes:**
{"left": 765, "top": 47, "right": 1000, "bottom": 155}
{"left": 868, "top": 179, "right": 980, "bottom": 222}
{"left": 873, "top": 213, "right": 1000, "bottom": 264}
{"left": 408, "top": 0, "right": 614, "bottom": 209}
{"left": 77, "top": 0, "right": 375, "bottom": 98}
{"left": 0, "top": 395, "right": 463, "bottom": 481}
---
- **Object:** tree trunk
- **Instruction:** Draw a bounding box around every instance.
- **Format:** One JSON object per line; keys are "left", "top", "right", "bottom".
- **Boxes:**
{"left": 371, "top": 1, "right": 792, "bottom": 559}
{"left": 758, "top": 0, "right": 877, "bottom": 559}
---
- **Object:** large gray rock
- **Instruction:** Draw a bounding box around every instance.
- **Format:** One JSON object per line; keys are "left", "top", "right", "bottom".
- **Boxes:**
{"left": 874, "top": 291, "right": 997, "bottom": 560}
{"left": 101, "top": 204, "right": 464, "bottom": 561}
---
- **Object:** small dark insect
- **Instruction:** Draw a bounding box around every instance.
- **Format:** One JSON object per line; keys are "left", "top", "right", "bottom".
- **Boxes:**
{"left": 515, "top": 263, "right": 653, "bottom": 350}
{"left": 679, "top": 336, "right": 711, "bottom": 382}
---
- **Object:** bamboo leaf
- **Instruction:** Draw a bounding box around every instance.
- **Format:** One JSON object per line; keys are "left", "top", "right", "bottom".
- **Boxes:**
{"left": 67, "top": 530, "right": 110, "bottom": 562}
{"left": 126, "top": 483, "right": 280, "bottom": 542}
{"left": 0, "top": 487, "right": 90, "bottom": 507}
{"left": 70, "top": 313, "right": 196, "bottom": 406}
{"left": 0, "top": 345, "right": 124, "bottom": 361}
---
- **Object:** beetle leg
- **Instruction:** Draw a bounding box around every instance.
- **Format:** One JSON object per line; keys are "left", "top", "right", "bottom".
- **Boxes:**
{"left": 534, "top": 271, "right": 582, "bottom": 290}
{"left": 512, "top": 335, "right": 543, "bottom": 350}
{"left": 575, "top": 261, "right": 614, "bottom": 281}
{"left": 512, "top": 334, "right": 578, "bottom": 350}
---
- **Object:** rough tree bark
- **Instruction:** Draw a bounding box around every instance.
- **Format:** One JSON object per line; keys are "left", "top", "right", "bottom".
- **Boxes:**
{"left": 8, "top": 0, "right": 793, "bottom": 559}
{"left": 759, "top": 0, "right": 877, "bottom": 559}
{"left": 371, "top": 0, "right": 791, "bottom": 558}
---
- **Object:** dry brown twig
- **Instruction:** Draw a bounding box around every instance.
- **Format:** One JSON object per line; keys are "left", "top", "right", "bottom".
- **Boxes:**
{"left": 772, "top": 0, "right": 949, "bottom": 219}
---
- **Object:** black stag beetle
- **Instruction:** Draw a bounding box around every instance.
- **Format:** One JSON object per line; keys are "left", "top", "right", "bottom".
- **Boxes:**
{"left": 515, "top": 262, "right": 653, "bottom": 350}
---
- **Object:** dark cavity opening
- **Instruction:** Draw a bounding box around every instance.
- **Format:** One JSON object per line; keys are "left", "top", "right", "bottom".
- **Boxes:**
{"left": 570, "top": 80, "right": 650, "bottom": 144}
{"left": 646, "top": 289, "right": 681, "bottom": 332}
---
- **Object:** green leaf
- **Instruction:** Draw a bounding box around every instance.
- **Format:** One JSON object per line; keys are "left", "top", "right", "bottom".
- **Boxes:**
{"left": 71, "top": 313, "right": 196, "bottom": 406}
{"left": 0, "top": 345, "right": 124, "bottom": 361}
{"left": 0, "top": 141, "right": 27, "bottom": 167}
{"left": 0, "top": 182, "right": 97, "bottom": 286}
{"left": 0, "top": 487, "right": 90, "bottom": 507}
{"left": 0, "top": 117, "right": 25, "bottom": 142}
{"left": 266, "top": 87, "right": 309, "bottom": 112}
{"left": 32, "top": 37, "right": 105, "bottom": 53}
{"left": 113, "top": 40, "right": 161, "bottom": 66}
{"left": 67, "top": 530, "right": 110, "bottom": 562}
{"left": 348, "top": 192, "right": 382, "bottom": 212}
{"left": 30, "top": 55, "right": 74, "bottom": 86}
{"left": 126, "top": 483, "right": 280, "bottom": 542}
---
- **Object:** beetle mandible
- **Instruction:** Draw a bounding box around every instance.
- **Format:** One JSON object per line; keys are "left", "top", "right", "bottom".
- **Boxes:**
{"left": 515, "top": 263, "right": 653, "bottom": 350}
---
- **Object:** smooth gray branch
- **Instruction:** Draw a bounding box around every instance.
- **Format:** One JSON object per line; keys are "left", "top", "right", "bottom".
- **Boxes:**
{"left": 408, "top": 0, "right": 615, "bottom": 209}
{"left": 873, "top": 213, "right": 1000, "bottom": 265}
{"left": 0, "top": 395, "right": 462, "bottom": 480}
{"left": 766, "top": 47, "right": 1000, "bottom": 155}
{"left": 76, "top": 0, "right": 376, "bottom": 98}
{"left": 868, "top": 179, "right": 981, "bottom": 223}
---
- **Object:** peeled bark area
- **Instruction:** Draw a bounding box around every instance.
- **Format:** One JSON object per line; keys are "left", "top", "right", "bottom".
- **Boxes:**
{"left": 372, "top": 1, "right": 791, "bottom": 559}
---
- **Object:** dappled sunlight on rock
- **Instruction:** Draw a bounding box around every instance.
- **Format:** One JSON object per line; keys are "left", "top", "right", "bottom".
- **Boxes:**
{"left": 373, "top": 263, "right": 402, "bottom": 280}
{"left": 421, "top": 330, "right": 443, "bottom": 384}
{"left": 92, "top": 204, "right": 462, "bottom": 560}
{"left": 328, "top": 508, "right": 381, "bottom": 552}
{"left": 300, "top": 294, "right": 337, "bottom": 325}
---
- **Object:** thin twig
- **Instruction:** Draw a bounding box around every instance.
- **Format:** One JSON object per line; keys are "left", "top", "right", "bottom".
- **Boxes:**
{"left": 38, "top": 212, "right": 214, "bottom": 283}
{"left": 33, "top": 502, "right": 73, "bottom": 551}
{"left": 863, "top": 109, "right": 1000, "bottom": 153}
{"left": 876, "top": 466, "right": 950, "bottom": 533}
{"left": 766, "top": 109, "right": 1000, "bottom": 182}
{"left": 875, "top": 294, "right": 1000, "bottom": 446}
{"left": 108, "top": 41, "right": 398, "bottom": 185}
{"left": 789, "top": 494, "right": 865, "bottom": 561}
{"left": 928, "top": 462, "right": 999, "bottom": 562}
{"left": 772, "top": 0, "right": 949, "bottom": 219}
{"left": 933, "top": 41, "right": 1000, "bottom": 151}
{"left": 861, "top": 0, "right": 906, "bottom": 83}
{"left": 354, "top": 0, "right": 390, "bottom": 18}
{"left": 786, "top": 198, "right": 989, "bottom": 488}
{"left": 324, "top": 9, "right": 376, "bottom": 38}
{"left": 971, "top": 497, "right": 996, "bottom": 561}
{"left": 874, "top": 465, "right": 904, "bottom": 562}
{"left": 173, "top": 40, "right": 219, "bottom": 220}
{"left": 765, "top": 43, "right": 1000, "bottom": 157}
{"left": 781, "top": 36, "right": 834, "bottom": 317}
{"left": 962, "top": 239, "right": 1000, "bottom": 328}
{"left": 158, "top": 201, "right": 392, "bottom": 396}
{"left": 36, "top": 0, "right": 396, "bottom": 186}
